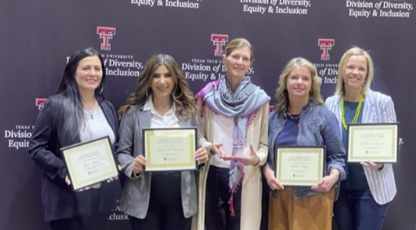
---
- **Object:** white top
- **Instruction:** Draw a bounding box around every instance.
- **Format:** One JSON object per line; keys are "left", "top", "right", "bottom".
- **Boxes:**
{"left": 144, "top": 97, "right": 180, "bottom": 128}
{"left": 210, "top": 114, "right": 234, "bottom": 168}
{"left": 81, "top": 107, "right": 115, "bottom": 144}
{"left": 193, "top": 101, "right": 269, "bottom": 230}
{"left": 80, "top": 107, "right": 115, "bottom": 189}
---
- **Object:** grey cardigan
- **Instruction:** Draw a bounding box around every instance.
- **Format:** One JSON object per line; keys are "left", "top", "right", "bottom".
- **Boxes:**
{"left": 116, "top": 105, "right": 199, "bottom": 218}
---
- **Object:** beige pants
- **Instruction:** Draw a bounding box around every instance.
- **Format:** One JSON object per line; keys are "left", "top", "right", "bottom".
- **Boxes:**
{"left": 268, "top": 187, "right": 334, "bottom": 230}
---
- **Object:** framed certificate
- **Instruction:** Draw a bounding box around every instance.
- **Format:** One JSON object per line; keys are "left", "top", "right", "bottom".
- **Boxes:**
{"left": 61, "top": 136, "right": 118, "bottom": 191}
{"left": 275, "top": 146, "right": 326, "bottom": 186}
{"left": 143, "top": 127, "right": 197, "bottom": 171}
{"left": 347, "top": 123, "right": 398, "bottom": 163}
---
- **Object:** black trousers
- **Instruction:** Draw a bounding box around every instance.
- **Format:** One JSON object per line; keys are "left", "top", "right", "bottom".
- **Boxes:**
{"left": 49, "top": 188, "right": 107, "bottom": 230}
{"left": 260, "top": 175, "right": 269, "bottom": 230}
{"left": 205, "top": 166, "right": 242, "bottom": 230}
{"left": 49, "top": 214, "right": 107, "bottom": 230}
{"left": 129, "top": 172, "right": 191, "bottom": 230}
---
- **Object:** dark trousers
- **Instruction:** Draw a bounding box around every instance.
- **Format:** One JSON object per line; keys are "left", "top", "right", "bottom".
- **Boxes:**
{"left": 49, "top": 188, "right": 108, "bottom": 230}
{"left": 205, "top": 166, "right": 241, "bottom": 230}
{"left": 260, "top": 176, "right": 269, "bottom": 230}
{"left": 333, "top": 188, "right": 389, "bottom": 230}
{"left": 49, "top": 214, "right": 107, "bottom": 230}
{"left": 129, "top": 172, "right": 191, "bottom": 230}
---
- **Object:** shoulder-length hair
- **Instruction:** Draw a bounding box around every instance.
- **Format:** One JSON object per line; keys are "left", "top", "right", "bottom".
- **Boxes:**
{"left": 335, "top": 47, "right": 374, "bottom": 96}
{"left": 118, "top": 54, "right": 196, "bottom": 120}
{"left": 274, "top": 57, "right": 324, "bottom": 116}
{"left": 56, "top": 47, "right": 106, "bottom": 144}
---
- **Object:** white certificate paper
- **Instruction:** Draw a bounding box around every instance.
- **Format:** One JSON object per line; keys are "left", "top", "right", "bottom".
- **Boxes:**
{"left": 348, "top": 123, "right": 398, "bottom": 163}
{"left": 276, "top": 146, "right": 325, "bottom": 186}
{"left": 143, "top": 127, "right": 197, "bottom": 171}
{"left": 61, "top": 136, "right": 118, "bottom": 191}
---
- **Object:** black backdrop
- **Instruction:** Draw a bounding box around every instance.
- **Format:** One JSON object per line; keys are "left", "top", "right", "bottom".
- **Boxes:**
{"left": 1, "top": 0, "right": 415, "bottom": 229}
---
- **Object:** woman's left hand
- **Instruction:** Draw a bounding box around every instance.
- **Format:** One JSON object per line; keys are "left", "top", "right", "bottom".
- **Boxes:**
{"left": 311, "top": 170, "right": 339, "bottom": 193}
{"left": 361, "top": 160, "right": 384, "bottom": 169}
{"left": 223, "top": 145, "right": 260, "bottom": 166}
{"left": 195, "top": 147, "right": 209, "bottom": 165}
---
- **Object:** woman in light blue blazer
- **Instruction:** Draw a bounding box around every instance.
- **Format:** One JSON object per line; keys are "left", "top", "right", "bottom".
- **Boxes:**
{"left": 325, "top": 47, "right": 397, "bottom": 230}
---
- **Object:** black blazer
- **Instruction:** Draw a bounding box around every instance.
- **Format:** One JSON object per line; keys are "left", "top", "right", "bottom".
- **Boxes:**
{"left": 28, "top": 94, "right": 119, "bottom": 221}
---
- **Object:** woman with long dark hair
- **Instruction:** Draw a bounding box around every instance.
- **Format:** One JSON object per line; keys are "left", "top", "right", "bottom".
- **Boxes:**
{"left": 29, "top": 47, "right": 120, "bottom": 230}
{"left": 116, "top": 54, "right": 208, "bottom": 230}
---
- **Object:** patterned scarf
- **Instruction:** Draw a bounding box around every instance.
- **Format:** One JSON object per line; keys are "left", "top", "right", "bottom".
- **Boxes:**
{"left": 196, "top": 77, "right": 270, "bottom": 216}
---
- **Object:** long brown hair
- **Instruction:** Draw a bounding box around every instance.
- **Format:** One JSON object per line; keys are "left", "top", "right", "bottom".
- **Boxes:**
{"left": 118, "top": 54, "right": 196, "bottom": 119}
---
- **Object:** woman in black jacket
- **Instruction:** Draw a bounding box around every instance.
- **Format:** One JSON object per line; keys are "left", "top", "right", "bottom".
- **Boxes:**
{"left": 29, "top": 48, "right": 120, "bottom": 230}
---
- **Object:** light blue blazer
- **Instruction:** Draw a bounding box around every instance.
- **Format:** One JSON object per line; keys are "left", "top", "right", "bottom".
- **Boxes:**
{"left": 325, "top": 89, "right": 397, "bottom": 205}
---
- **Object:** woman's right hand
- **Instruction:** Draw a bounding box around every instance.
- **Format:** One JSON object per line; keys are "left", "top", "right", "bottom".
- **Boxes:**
{"left": 210, "top": 143, "right": 226, "bottom": 158}
{"left": 264, "top": 166, "right": 284, "bottom": 191}
{"left": 132, "top": 155, "right": 147, "bottom": 174}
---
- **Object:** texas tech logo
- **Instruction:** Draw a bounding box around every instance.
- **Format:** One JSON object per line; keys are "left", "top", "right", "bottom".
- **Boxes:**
{"left": 318, "top": 39, "right": 335, "bottom": 61}
{"left": 97, "top": 27, "right": 116, "bottom": 50}
{"left": 35, "top": 98, "right": 47, "bottom": 110}
{"left": 211, "top": 34, "right": 229, "bottom": 56}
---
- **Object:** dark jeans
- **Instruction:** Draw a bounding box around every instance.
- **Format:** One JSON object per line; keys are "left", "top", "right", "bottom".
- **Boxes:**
{"left": 129, "top": 172, "right": 191, "bottom": 230}
{"left": 205, "top": 166, "right": 241, "bottom": 230}
{"left": 333, "top": 188, "right": 389, "bottom": 230}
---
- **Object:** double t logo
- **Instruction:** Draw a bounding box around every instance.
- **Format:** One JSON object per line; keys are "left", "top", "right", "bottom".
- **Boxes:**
{"left": 318, "top": 39, "right": 335, "bottom": 61}
{"left": 97, "top": 27, "right": 116, "bottom": 50}
{"left": 211, "top": 34, "right": 229, "bottom": 56}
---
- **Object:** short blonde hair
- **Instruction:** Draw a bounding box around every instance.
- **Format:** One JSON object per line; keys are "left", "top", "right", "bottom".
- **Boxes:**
{"left": 335, "top": 47, "right": 374, "bottom": 96}
{"left": 275, "top": 57, "right": 324, "bottom": 116}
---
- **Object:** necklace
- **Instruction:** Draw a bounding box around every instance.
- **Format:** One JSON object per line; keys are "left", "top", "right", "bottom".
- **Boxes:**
{"left": 85, "top": 110, "right": 95, "bottom": 119}
{"left": 287, "top": 113, "right": 301, "bottom": 120}
{"left": 341, "top": 95, "right": 363, "bottom": 130}
{"left": 83, "top": 100, "right": 98, "bottom": 120}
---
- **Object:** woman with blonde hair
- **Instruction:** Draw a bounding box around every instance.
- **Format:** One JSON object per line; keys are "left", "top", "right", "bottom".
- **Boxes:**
{"left": 326, "top": 47, "right": 397, "bottom": 230}
{"left": 116, "top": 54, "right": 208, "bottom": 230}
{"left": 195, "top": 38, "right": 270, "bottom": 230}
{"left": 264, "top": 57, "right": 346, "bottom": 230}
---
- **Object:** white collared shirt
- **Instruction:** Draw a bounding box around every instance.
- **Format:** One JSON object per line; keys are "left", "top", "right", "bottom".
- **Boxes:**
{"left": 144, "top": 97, "right": 180, "bottom": 128}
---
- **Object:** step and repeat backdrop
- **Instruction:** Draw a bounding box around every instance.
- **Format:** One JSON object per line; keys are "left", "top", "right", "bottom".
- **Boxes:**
{"left": 1, "top": 0, "right": 415, "bottom": 229}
